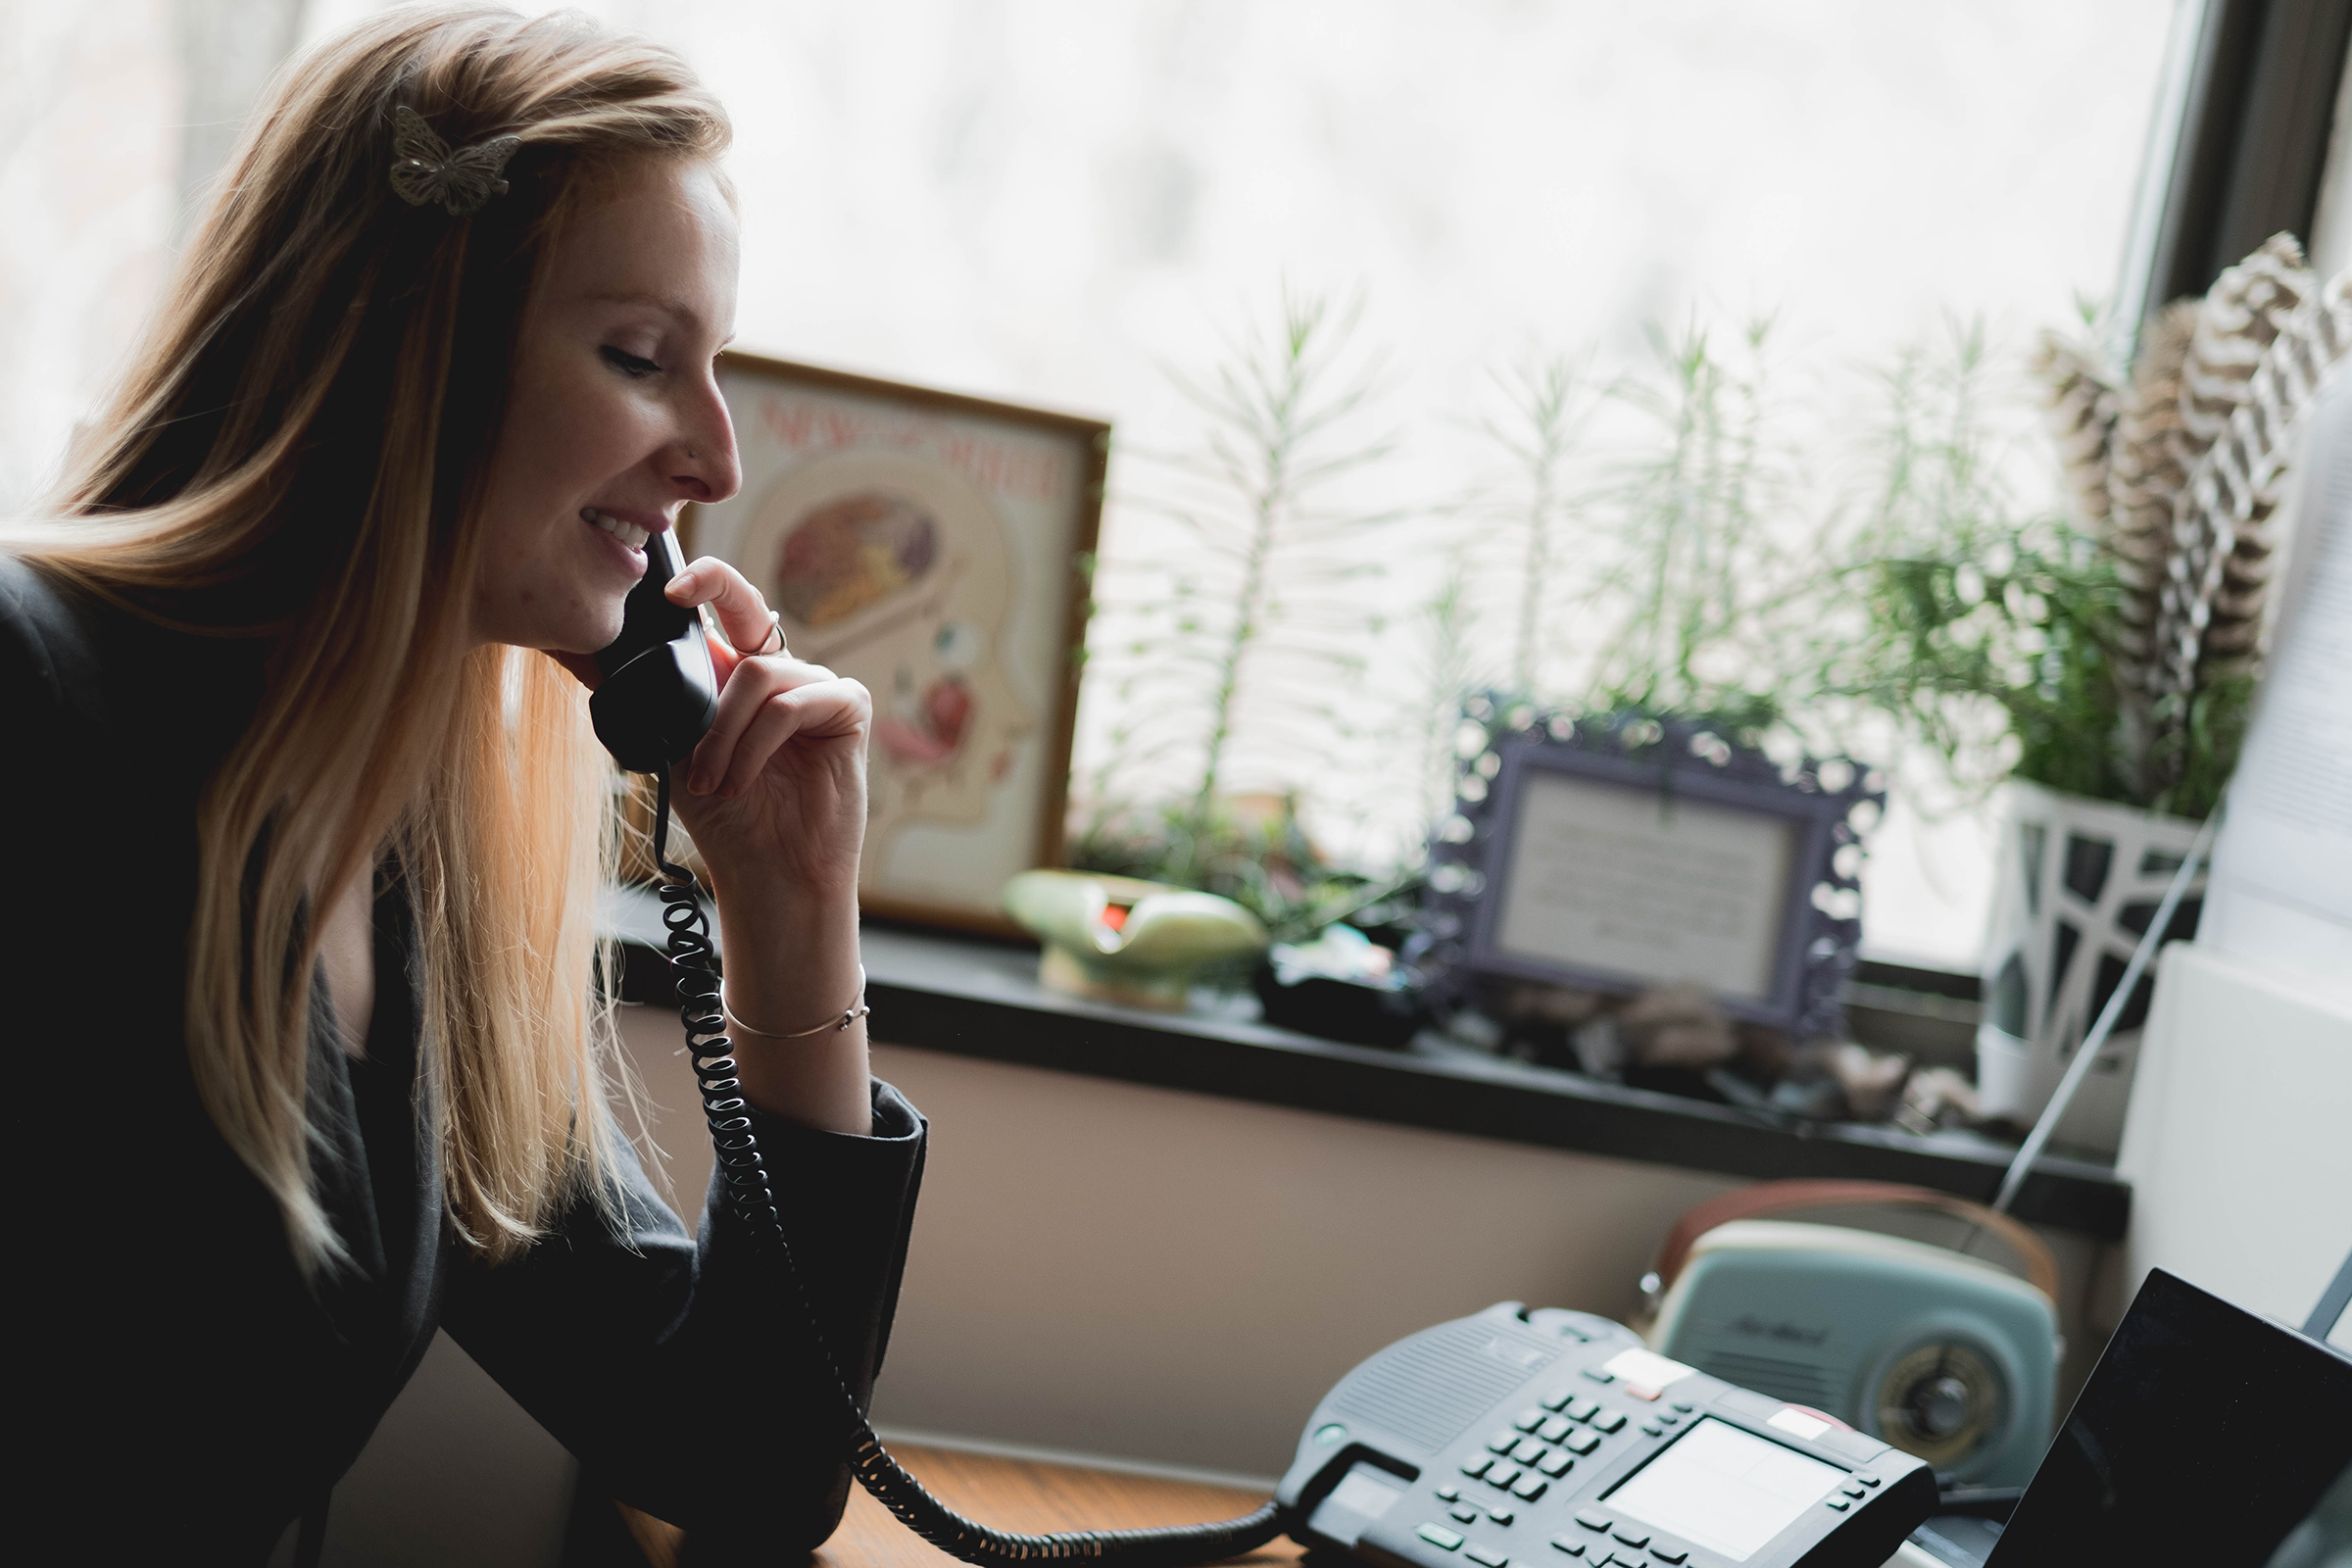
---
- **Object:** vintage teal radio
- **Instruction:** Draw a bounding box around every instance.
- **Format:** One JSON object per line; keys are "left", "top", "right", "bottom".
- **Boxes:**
{"left": 1643, "top": 1182, "right": 2061, "bottom": 1489}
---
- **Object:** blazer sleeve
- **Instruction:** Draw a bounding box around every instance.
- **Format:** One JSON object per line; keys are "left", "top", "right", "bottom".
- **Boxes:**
{"left": 438, "top": 1077, "right": 927, "bottom": 1550}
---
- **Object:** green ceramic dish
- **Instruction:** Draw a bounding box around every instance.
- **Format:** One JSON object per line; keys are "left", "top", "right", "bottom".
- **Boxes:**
{"left": 1002, "top": 870, "right": 1269, "bottom": 1011}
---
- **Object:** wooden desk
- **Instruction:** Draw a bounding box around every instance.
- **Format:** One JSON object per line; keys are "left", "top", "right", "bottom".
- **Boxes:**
{"left": 601, "top": 1444, "right": 1304, "bottom": 1568}
{"left": 580, "top": 1446, "right": 1940, "bottom": 1568}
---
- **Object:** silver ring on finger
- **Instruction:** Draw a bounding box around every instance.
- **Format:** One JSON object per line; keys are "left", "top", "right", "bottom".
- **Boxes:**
{"left": 730, "top": 610, "right": 783, "bottom": 658}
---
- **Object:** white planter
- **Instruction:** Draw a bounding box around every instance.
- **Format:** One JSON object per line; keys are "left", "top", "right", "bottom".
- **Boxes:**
{"left": 1975, "top": 780, "right": 2205, "bottom": 1158}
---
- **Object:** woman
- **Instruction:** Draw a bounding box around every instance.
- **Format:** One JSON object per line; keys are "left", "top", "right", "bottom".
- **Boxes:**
{"left": 1, "top": 8, "right": 921, "bottom": 1559}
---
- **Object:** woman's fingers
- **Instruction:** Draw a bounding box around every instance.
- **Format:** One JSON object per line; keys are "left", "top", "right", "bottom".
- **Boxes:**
{"left": 686, "top": 654, "right": 868, "bottom": 795}
{"left": 664, "top": 552, "right": 781, "bottom": 660}
{"left": 716, "top": 687, "right": 822, "bottom": 798}
{"left": 716, "top": 679, "right": 871, "bottom": 799}
{"left": 687, "top": 654, "right": 830, "bottom": 792}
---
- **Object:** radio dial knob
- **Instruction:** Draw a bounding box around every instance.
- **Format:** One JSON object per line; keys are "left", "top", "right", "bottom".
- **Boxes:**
{"left": 1908, "top": 1374, "right": 1971, "bottom": 1438}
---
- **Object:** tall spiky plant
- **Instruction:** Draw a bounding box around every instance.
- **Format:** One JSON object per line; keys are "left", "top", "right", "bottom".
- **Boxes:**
{"left": 1584, "top": 318, "right": 1797, "bottom": 731}
{"left": 1473, "top": 356, "right": 1593, "bottom": 699}
{"left": 1412, "top": 542, "right": 1481, "bottom": 826}
{"left": 1071, "top": 289, "right": 1404, "bottom": 933}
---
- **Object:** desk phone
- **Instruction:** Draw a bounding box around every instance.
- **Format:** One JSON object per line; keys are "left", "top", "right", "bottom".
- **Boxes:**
{"left": 1279, "top": 1302, "right": 1936, "bottom": 1568}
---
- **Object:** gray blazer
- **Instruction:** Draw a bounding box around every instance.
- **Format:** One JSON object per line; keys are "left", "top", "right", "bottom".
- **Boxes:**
{"left": 0, "top": 556, "right": 928, "bottom": 1562}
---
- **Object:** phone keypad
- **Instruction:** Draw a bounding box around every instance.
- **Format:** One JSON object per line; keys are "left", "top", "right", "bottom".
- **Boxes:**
{"left": 1411, "top": 1352, "right": 1714, "bottom": 1568}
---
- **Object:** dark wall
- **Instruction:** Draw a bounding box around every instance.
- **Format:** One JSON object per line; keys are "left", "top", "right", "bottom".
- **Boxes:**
{"left": 2147, "top": 0, "right": 2352, "bottom": 306}
{"left": 2154, "top": 0, "right": 2352, "bottom": 310}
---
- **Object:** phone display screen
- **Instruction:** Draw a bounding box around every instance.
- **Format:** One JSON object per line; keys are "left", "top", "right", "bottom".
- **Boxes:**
{"left": 1602, "top": 1419, "right": 1845, "bottom": 1560}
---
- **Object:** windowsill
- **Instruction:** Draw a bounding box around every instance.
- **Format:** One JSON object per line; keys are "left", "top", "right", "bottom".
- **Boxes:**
{"left": 601, "top": 890, "right": 2124, "bottom": 1239}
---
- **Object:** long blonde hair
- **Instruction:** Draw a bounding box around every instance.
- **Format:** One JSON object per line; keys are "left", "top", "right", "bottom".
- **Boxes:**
{"left": 12, "top": 6, "right": 729, "bottom": 1271}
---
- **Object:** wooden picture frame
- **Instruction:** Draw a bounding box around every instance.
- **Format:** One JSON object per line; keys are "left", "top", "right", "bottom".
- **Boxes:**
{"left": 685, "top": 352, "right": 1108, "bottom": 936}
{"left": 1419, "top": 704, "right": 1883, "bottom": 1040}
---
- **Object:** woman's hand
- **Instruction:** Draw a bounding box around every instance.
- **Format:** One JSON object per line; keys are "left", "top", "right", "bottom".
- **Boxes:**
{"left": 660, "top": 555, "right": 869, "bottom": 900}
{"left": 651, "top": 553, "right": 873, "bottom": 1135}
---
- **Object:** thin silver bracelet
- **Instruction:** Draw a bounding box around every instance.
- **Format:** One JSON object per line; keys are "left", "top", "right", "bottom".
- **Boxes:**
{"left": 721, "top": 965, "right": 870, "bottom": 1040}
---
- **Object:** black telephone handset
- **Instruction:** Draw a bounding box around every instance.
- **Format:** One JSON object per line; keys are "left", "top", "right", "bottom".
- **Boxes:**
{"left": 592, "top": 560, "right": 1934, "bottom": 1568}
{"left": 589, "top": 530, "right": 718, "bottom": 773}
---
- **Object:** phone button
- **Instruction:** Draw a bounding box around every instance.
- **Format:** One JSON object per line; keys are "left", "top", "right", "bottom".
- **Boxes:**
{"left": 1548, "top": 1542, "right": 1588, "bottom": 1558}
{"left": 1592, "top": 1412, "right": 1629, "bottom": 1434}
{"left": 1462, "top": 1457, "right": 1494, "bottom": 1479}
{"left": 1419, "top": 1524, "right": 1467, "bottom": 1551}
{"left": 1564, "top": 1432, "right": 1601, "bottom": 1455}
{"left": 1466, "top": 1546, "right": 1510, "bottom": 1567}
{"left": 1537, "top": 1452, "right": 1575, "bottom": 1478}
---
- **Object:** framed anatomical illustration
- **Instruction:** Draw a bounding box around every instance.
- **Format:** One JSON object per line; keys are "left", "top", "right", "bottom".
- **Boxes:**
{"left": 686, "top": 351, "right": 1107, "bottom": 935}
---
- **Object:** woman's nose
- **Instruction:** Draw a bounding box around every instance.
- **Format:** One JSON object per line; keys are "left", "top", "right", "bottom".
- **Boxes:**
{"left": 670, "top": 384, "right": 742, "bottom": 505}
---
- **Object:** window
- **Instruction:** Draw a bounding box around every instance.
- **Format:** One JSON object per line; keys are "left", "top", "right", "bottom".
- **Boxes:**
{"left": 3, "top": 0, "right": 2202, "bottom": 969}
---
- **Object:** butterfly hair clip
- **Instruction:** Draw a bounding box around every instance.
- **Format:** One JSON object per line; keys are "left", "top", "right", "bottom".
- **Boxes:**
{"left": 387, "top": 105, "right": 522, "bottom": 217}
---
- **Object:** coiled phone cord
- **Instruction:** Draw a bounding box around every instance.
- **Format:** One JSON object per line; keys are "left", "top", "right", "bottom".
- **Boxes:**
{"left": 649, "top": 767, "right": 1285, "bottom": 1566}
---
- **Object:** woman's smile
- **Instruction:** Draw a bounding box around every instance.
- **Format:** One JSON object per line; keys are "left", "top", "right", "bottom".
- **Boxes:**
{"left": 583, "top": 506, "right": 656, "bottom": 552}
{"left": 580, "top": 505, "right": 668, "bottom": 584}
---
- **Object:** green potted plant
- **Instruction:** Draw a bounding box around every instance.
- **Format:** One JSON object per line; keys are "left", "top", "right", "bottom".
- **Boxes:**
{"left": 1818, "top": 235, "right": 2350, "bottom": 1152}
